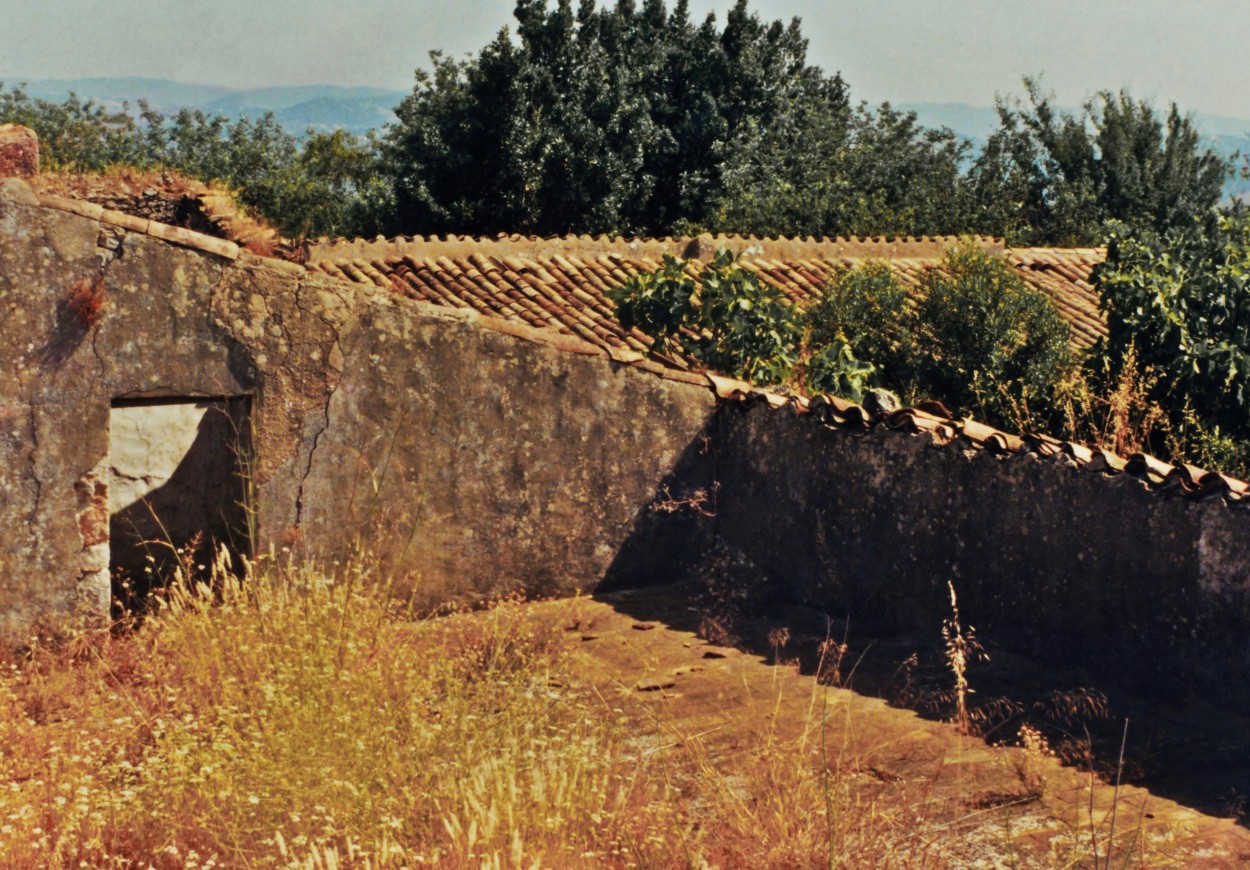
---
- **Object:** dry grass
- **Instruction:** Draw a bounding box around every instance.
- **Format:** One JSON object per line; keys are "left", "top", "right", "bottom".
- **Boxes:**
{"left": 0, "top": 554, "right": 671, "bottom": 867}
{"left": 65, "top": 273, "right": 107, "bottom": 328}
{"left": 0, "top": 554, "right": 1195, "bottom": 868}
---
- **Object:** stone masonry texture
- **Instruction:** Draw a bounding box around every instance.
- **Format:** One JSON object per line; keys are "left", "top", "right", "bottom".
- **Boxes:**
{"left": 0, "top": 125, "right": 39, "bottom": 179}
{"left": 5, "top": 176, "right": 1250, "bottom": 706}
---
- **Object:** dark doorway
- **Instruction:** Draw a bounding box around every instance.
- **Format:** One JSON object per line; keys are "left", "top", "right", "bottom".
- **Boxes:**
{"left": 108, "top": 397, "right": 252, "bottom": 613}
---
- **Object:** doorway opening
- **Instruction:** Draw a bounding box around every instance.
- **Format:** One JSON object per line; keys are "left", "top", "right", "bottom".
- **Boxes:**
{"left": 107, "top": 396, "right": 252, "bottom": 615}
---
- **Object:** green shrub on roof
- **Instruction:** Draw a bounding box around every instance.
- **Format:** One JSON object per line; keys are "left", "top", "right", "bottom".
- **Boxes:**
{"left": 611, "top": 241, "right": 1074, "bottom": 423}
{"left": 609, "top": 250, "right": 803, "bottom": 386}
{"left": 806, "top": 260, "right": 913, "bottom": 389}
{"left": 912, "top": 241, "right": 1074, "bottom": 429}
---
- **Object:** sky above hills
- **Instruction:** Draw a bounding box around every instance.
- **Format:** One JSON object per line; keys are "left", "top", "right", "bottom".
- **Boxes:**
{"left": 2, "top": 0, "right": 1247, "bottom": 119}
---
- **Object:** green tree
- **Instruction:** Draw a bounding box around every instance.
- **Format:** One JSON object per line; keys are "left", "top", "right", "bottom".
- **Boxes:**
{"left": 611, "top": 245, "right": 1074, "bottom": 416}
{"left": 969, "top": 80, "right": 1230, "bottom": 246}
{"left": 806, "top": 260, "right": 913, "bottom": 384}
{"left": 146, "top": 111, "right": 386, "bottom": 238}
{"left": 0, "top": 84, "right": 386, "bottom": 239}
{"left": 384, "top": 0, "right": 850, "bottom": 237}
{"left": 0, "top": 84, "right": 149, "bottom": 170}
{"left": 713, "top": 102, "right": 974, "bottom": 238}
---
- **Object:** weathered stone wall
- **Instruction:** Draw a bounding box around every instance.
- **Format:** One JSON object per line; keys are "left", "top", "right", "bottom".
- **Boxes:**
{"left": 708, "top": 402, "right": 1250, "bottom": 699}
{"left": 7, "top": 171, "right": 1250, "bottom": 704}
{"left": 0, "top": 178, "right": 717, "bottom": 637}
{"left": 294, "top": 301, "right": 717, "bottom": 605}
{"left": 0, "top": 126, "right": 38, "bottom": 179}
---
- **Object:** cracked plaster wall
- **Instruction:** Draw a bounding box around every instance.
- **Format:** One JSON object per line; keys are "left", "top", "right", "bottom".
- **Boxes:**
{"left": 0, "top": 178, "right": 718, "bottom": 637}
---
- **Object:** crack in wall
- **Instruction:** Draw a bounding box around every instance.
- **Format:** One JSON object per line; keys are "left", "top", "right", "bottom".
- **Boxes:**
{"left": 26, "top": 403, "right": 42, "bottom": 527}
{"left": 291, "top": 275, "right": 345, "bottom": 528}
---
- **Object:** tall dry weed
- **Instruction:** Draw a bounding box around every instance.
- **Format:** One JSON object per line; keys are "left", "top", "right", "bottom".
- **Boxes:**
{"left": 0, "top": 554, "right": 666, "bottom": 867}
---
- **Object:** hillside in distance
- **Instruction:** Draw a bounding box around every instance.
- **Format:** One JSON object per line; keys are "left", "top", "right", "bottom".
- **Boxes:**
{"left": 0, "top": 76, "right": 407, "bottom": 135}
{"left": 3, "top": 78, "right": 1247, "bottom": 195}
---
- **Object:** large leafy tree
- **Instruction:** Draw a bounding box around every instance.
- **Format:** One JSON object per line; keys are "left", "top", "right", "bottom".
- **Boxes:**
{"left": 968, "top": 80, "right": 1230, "bottom": 246}
{"left": 384, "top": 0, "right": 851, "bottom": 237}
{"left": 713, "top": 101, "right": 975, "bottom": 238}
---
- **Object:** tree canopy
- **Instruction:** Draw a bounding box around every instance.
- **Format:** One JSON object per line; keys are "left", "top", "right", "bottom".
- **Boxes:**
{"left": 384, "top": 0, "right": 853, "bottom": 237}
{"left": 967, "top": 81, "right": 1231, "bottom": 246}
{"left": 383, "top": 4, "right": 1230, "bottom": 245}
{"left": 2, "top": 3, "right": 1232, "bottom": 247}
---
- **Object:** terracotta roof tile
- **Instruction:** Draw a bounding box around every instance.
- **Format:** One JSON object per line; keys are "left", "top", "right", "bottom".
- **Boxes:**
{"left": 302, "top": 231, "right": 1250, "bottom": 499}
{"left": 314, "top": 236, "right": 1108, "bottom": 376}
{"left": 719, "top": 384, "right": 1250, "bottom": 504}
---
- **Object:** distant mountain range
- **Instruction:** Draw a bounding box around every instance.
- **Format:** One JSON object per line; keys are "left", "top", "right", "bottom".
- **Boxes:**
{"left": 0, "top": 76, "right": 407, "bottom": 135}
{"left": 2, "top": 78, "right": 1247, "bottom": 196}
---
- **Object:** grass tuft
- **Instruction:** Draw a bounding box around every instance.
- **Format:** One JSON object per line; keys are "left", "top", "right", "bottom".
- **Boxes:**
{"left": 0, "top": 556, "right": 664, "bottom": 867}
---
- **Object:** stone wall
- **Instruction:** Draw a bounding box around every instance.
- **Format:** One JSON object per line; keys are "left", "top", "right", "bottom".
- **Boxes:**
{"left": 0, "top": 177, "right": 716, "bottom": 637}
{"left": 7, "top": 172, "right": 1250, "bottom": 704}
{"left": 706, "top": 401, "right": 1250, "bottom": 700}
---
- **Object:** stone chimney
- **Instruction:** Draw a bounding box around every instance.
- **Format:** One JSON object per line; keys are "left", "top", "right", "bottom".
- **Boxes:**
{"left": 0, "top": 125, "right": 39, "bottom": 178}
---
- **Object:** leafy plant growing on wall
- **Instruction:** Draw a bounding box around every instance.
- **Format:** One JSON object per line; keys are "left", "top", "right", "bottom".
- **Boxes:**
{"left": 611, "top": 242, "right": 1075, "bottom": 423}
{"left": 609, "top": 249, "right": 804, "bottom": 386}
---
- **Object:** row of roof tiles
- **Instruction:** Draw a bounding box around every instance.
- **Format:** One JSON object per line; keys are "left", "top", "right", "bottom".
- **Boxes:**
{"left": 33, "top": 180, "right": 1107, "bottom": 356}
{"left": 706, "top": 374, "right": 1250, "bottom": 503}
{"left": 304, "top": 233, "right": 1006, "bottom": 266}
{"left": 313, "top": 240, "right": 1108, "bottom": 362}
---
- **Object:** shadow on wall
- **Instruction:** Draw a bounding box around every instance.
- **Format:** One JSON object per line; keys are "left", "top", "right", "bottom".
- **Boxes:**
{"left": 597, "top": 419, "right": 720, "bottom": 593}
{"left": 597, "top": 399, "right": 1250, "bottom": 826}
{"left": 609, "top": 400, "right": 1250, "bottom": 703}
{"left": 109, "top": 397, "right": 252, "bottom": 613}
{"left": 38, "top": 297, "right": 93, "bottom": 368}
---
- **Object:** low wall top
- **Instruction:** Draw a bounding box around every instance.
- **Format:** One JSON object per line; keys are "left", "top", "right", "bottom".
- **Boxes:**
{"left": 0, "top": 124, "right": 38, "bottom": 179}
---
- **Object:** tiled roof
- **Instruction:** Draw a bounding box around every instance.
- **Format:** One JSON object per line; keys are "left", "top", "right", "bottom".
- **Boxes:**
{"left": 308, "top": 234, "right": 1108, "bottom": 367}
{"left": 1005, "top": 247, "right": 1107, "bottom": 349}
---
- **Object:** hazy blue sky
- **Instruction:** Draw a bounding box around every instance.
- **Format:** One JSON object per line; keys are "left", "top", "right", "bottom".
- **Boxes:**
{"left": 2, "top": 0, "right": 1246, "bottom": 117}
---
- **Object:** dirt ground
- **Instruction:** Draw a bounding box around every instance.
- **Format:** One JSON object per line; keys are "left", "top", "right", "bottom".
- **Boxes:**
{"left": 543, "top": 585, "right": 1250, "bottom": 867}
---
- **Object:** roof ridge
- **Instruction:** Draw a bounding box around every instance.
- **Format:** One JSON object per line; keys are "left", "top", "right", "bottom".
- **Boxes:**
{"left": 37, "top": 192, "right": 241, "bottom": 260}
{"left": 304, "top": 232, "right": 1006, "bottom": 266}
